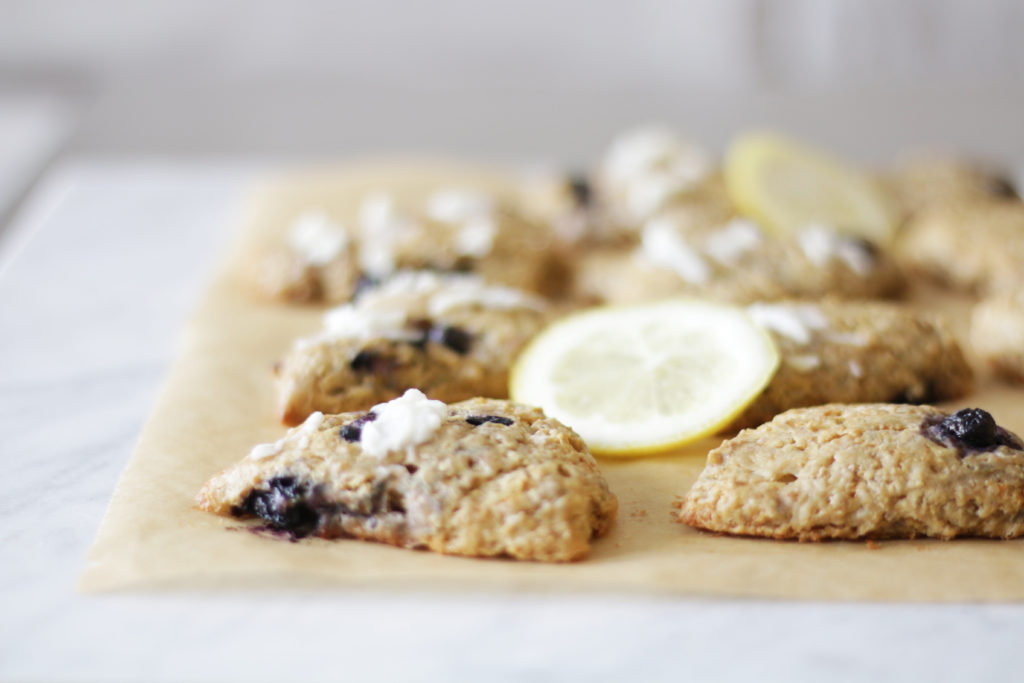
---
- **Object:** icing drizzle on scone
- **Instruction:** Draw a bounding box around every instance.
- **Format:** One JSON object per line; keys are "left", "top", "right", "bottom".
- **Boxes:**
{"left": 293, "top": 271, "right": 544, "bottom": 351}
{"left": 746, "top": 302, "right": 828, "bottom": 344}
{"left": 248, "top": 411, "right": 325, "bottom": 461}
{"left": 602, "top": 127, "right": 713, "bottom": 220}
{"left": 359, "top": 389, "right": 447, "bottom": 458}
{"left": 287, "top": 210, "right": 349, "bottom": 265}
{"left": 798, "top": 224, "right": 875, "bottom": 275}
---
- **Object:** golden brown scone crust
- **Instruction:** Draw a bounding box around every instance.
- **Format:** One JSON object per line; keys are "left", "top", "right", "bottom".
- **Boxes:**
{"left": 896, "top": 200, "right": 1024, "bottom": 295}
{"left": 250, "top": 203, "right": 565, "bottom": 304}
{"left": 728, "top": 300, "right": 973, "bottom": 431}
{"left": 198, "top": 398, "right": 618, "bottom": 562}
{"left": 971, "top": 293, "right": 1024, "bottom": 384}
{"left": 573, "top": 220, "right": 904, "bottom": 305}
{"left": 276, "top": 275, "right": 549, "bottom": 425}
{"left": 884, "top": 157, "right": 1018, "bottom": 220}
{"left": 679, "top": 403, "right": 1024, "bottom": 540}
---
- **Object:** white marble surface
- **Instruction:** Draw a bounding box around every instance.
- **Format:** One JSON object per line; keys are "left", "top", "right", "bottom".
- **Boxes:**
{"left": 0, "top": 95, "right": 70, "bottom": 248}
{"left": 3, "top": 160, "right": 1024, "bottom": 683}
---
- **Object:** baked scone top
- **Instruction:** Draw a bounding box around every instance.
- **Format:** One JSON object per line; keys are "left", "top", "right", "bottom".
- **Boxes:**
{"left": 251, "top": 188, "right": 564, "bottom": 303}
{"left": 198, "top": 391, "right": 618, "bottom": 562}
{"left": 275, "top": 271, "right": 551, "bottom": 423}
{"left": 679, "top": 403, "right": 1024, "bottom": 541}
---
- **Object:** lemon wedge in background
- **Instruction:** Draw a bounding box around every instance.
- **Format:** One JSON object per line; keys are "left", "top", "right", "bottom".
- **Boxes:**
{"left": 724, "top": 132, "right": 897, "bottom": 245}
{"left": 509, "top": 300, "right": 779, "bottom": 456}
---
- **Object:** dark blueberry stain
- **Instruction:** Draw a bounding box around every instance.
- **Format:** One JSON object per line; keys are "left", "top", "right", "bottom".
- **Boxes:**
{"left": 350, "top": 349, "right": 391, "bottom": 374}
{"left": 433, "top": 325, "right": 473, "bottom": 355}
{"left": 340, "top": 412, "right": 378, "bottom": 442}
{"left": 451, "top": 256, "right": 476, "bottom": 273}
{"left": 921, "top": 408, "right": 1024, "bottom": 458}
{"left": 466, "top": 415, "right": 514, "bottom": 427}
{"left": 890, "top": 382, "right": 937, "bottom": 405}
{"left": 566, "top": 172, "right": 593, "bottom": 207}
{"left": 229, "top": 474, "right": 411, "bottom": 540}
{"left": 407, "top": 318, "right": 433, "bottom": 351}
{"left": 847, "top": 235, "right": 880, "bottom": 259}
{"left": 352, "top": 274, "right": 381, "bottom": 299}
{"left": 231, "top": 477, "right": 320, "bottom": 538}
{"left": 400, "top": 319, "right": 473, "bottom": 355}
{"left": 986, "top": 175, "right": 1019, "bottom": 200}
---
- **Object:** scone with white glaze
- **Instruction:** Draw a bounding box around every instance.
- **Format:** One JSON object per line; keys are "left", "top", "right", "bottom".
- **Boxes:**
{"left": 197, "top": 390, "right": 618, "bottom": 562}
{"left": 727, "top": 300, "right": 973, "bottom": 430}
{"left": 249, "top": 189, "right": 565, "bottom": 304}
{"left": 678, "top": 403, "right": 1024, "bottom": 540}
{"left": 971, "top": 293, "right": 1024, "bottom": 384}
{"left": 523, "top": 127, "right": 732, "bottom": 248}
{"left": 248, "top": 209, "right": 363, "bottom": 303}
{"left": 574, "top": 211, "right": 905, "bottom": 304}
{"left": 276, "top": 271, "right": 549, "bottom": 425}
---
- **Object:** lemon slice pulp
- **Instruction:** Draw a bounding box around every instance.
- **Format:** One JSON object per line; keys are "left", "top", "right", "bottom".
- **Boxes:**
{"left": 724, "top": 131, "right": 896, "bottom": 245}
{"left": 510, "top": 300, "right": 779, "bottom": 456}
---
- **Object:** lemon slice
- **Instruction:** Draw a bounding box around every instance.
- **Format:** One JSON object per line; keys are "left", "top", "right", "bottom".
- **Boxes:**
{"left": 724, "top": 132, "right": 896, "bottom": 245}
{"left": 509, "top": 300, "right": 779, "bottom": 456}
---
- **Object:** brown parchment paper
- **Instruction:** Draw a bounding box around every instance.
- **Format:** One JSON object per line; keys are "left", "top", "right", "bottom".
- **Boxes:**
{"left": 80, "top": 159, "right": 1024, "bottom": 601}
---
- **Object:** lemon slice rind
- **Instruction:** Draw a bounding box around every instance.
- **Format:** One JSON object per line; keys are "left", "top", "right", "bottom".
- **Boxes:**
{"left": 724, "top": 131, "right": 896, "bottom": 246}
{"left": 509, "top": 300, "right": 780, "bottom": 456}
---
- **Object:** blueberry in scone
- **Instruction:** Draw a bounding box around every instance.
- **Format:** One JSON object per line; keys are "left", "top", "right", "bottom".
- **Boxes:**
{"left": 727, "top": 300, "right": 973, "bottom": 430}
{"left": 971, "top": 293, "right": 1024, "bottom": 384}
{"left": 677, "top": 403, "right": 1024, "bottom": 540}
{"left": 249, "top": 189, "right": 565, "bottom": 304}
{"left": 522, "top": 127, "right": 732, "bottom": 248}
{"left": 885, "top": 157, "right": 1018, "bottom": 219}
{"left": 573, "top": 211, "right": 905, "bottom": 305}
{"left": 197, "top": 390, "right": 618, "bottom": 562}
{"left": 275, "top": 270, "right": 549, "bottom": 425}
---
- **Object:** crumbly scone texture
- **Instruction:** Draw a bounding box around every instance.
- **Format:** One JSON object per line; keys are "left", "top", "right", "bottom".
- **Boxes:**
{"left": 896, "top": 200, "right": 1024, "bottom": 295}
{"left": 249, "top": 245, "right": 362, "bottom": 304}
{"left": 251, "top": 204, "right": 565, "bottom": 304}
{"left": 971, "top": 293, "right": 1024, "bottom": 384}
{"left": 197, "top": 398, "right": 618, "bottom": 562}
{"left": 884, "top": 157, "right": 1018, "bottom": 220}
{"left": 728, "top": 300, "right": 973, "bottom": 431}
{"left": 573, "top": 227, "right": 904, "bottom": 305}
{"left": 679, "top": 403, "right": 1024, "bottom": 540}
{"left": 276, "top": 280, "right": 549, "bottom": 425}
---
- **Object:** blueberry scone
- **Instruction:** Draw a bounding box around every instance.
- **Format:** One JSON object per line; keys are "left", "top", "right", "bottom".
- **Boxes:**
{"left": 574, "top": 212, "right": 905, "bottom": 304}
{"left": 896, "top": 200, "right": 1024, "bottom": 295}
{"left": 250, "top": 189, "right": 564, "bottom": 304}
{"left": 276, "top": 271, "right": 549, "bottom": 425}
{"left": 197, "top": 390, "right": 618, "bottom": 561}
{"left": 596, "top": 126, "right": 728, "bottom": 230}
{"left": 885, "top": 157, "right": 1018, "bottom": 219}
{"left": 971, "top": 293, "right": 1024, "bottom": 384}
{"left": 678, "top": 404, "right": 1024, "bottom": 540}
{"left": 523, "top": 127, "right": 732, "bottom": 247}
{"left": 727, "top": 300, "right": 973, "bottom": 430}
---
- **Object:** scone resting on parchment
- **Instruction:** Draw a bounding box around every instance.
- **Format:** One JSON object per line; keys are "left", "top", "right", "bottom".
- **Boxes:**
{"left": 728, "top": 300, "right": 973, "bottom": 431}
{"left": 678, "top": 404, "right": 1024, "bottom": 540}
{"left": 197, "top": 391, "right": 618, "bottom": 562}
{"left": 275, "top": 270, "right": 549, "bottom": 425}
